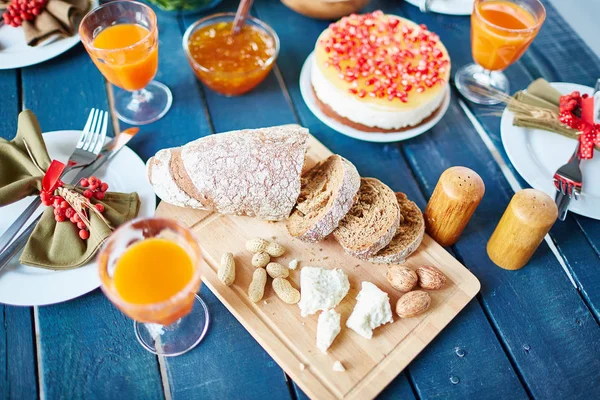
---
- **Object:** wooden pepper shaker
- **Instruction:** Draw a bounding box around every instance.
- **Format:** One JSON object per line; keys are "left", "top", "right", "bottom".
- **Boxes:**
{"left": 424, "top": 166, "right": 485, "bottom": 246}
{"left": 487, "top": 189, "right": 558, "bottom": 270}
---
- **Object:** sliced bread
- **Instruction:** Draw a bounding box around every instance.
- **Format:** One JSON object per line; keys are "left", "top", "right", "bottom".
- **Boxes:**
{"left": 286, "top": 155, "right": 360, "bottom": 242}
{"left": 333, "top": 178, "right": 401, "bottom": 259}
{"left": 369, "top": 193, "right": 425, "bottom": 264}
{"left": 147, "top": 125, "right": 309, "bottom": 221}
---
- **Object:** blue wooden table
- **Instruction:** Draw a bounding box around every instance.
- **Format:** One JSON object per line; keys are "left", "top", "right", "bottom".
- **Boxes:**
{"left": 2, "top": 0, "right": 600, "bottom": 398}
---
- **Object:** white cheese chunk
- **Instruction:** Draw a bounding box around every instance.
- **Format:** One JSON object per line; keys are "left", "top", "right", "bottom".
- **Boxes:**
{"left": 317, "top": 309, "right": 341, "bottom": 353}
{"left": 298, "top": 267, "right": 350, "bottom": 317}
{"left": 332, "top": 361, "right": 345, "bottom": 372}
{"left": 288, "top": 259, "right": 299, "bottom": 270}
{"left": 346, "top": 281, "right": 393, "bottom": 339}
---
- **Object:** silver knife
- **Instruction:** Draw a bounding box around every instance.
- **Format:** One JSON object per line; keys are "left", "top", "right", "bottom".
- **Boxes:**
{"left": 0, "top": 127, "right": 139, "bottom": 272}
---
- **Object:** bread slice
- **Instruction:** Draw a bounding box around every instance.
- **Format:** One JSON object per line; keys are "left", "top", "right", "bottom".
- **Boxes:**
{"left": 286, "top": 155, "right": 360, "bottom": 242}
{"left": 333, "top": 178, "right": 401, "bottom": 259}
{"left": 369, "top": 193, "right": 425, "bottom": 264}
{"left": 147, "top": 125, "right": 309, "bottom": 221}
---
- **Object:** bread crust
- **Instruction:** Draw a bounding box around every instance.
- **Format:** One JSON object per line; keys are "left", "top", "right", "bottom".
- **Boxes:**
{"left": 369, "top": 193, "right": 425, "bottom": 264}
{"left": 147, "top": 125, "right": 309, "bottom": 220}
{"left": 287, "top": 155, "right": 360, "bottom": 242}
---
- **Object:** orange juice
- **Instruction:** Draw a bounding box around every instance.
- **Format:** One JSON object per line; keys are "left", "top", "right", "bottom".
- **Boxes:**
{"left": 113, "top": 238, "right": 193, "bottom": 304}
{"left": 92, "top": 24, "right": 158, "bottom": 91}
{"left": 471, "top": 1, "right": 539, "bottom": 71}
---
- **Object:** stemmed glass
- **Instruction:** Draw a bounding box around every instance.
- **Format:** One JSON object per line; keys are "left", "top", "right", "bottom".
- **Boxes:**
{"left": 79, "top": 1, "right": 172, "bottom": 125}
{"left": 455, "top": 0, "right": 546, "bottom": 105}
{"left": 98, "top": 218, "right": 209, "bottom": 357}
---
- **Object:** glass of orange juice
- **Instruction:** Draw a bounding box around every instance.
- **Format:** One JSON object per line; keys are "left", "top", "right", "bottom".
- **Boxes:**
{"left": 79, "top": 1, "right": 172, "bottom": 125}
{"left": 455, "top": 0, "right": 546, "bottom": 105}
{"left": 98, "top": 218, "right": 209, "bottom": 356}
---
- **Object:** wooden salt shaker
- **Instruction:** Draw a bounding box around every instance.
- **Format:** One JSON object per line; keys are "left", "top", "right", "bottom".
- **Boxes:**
{"left": 487, "top": 189, "right": 558, "bottom": 270}
{"left": 424, "top": 167, "right": 485, "bottom": 246}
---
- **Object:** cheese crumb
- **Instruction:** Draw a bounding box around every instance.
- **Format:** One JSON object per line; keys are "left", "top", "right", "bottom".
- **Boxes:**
{"left": 317, "top": 309, "right": 341, "bottom": 353}
{"left": 263, "top": 300, "right": 269, "bottom": 305}
{"left": 332, "top": 361, "right": 345, "bottom": 372}
{"left": 299, "top": 363, "right": 305, "bottom": 371}
{"left": 288, "top": 259, "right": 299, "bottom": 270}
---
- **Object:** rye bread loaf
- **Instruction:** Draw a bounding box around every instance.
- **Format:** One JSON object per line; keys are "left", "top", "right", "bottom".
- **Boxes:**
{"left": 286, "top": 155, "right": 360, "bottom": 242}
{"left": 147, "top": 125, "right": 309, "bottom": 221}
{"left": 333, "top": 178, "right": 401, "bottom": 259}
{"left": 369, "top": 193, "right": 425, "bottom": 264}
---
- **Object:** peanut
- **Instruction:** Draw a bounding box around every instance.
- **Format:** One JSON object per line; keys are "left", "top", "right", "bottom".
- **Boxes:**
{"left": 266, "top": 262, "right": 289, "bottom": 279}
{"left": 272, "top": 278, "right": 300, "bottom": 304}
{"left": 246, "top": 237, "right": 268, "bottom": 253}
{"left": 252, "top": 252, "right": 270, "bottom": 268}
{"left": 265, "top": 241, "right": 286, "bottom": 257}
{"left": 248, "top": 268, "right": 267, "bottom": 303}
{"left": 218, "top": 252, "right": 235, "bottom": 286}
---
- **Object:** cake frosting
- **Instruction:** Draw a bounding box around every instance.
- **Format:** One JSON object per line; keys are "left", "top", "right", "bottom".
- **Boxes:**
{"left": 312, "top": 11, "right": 451, "bottom": 130}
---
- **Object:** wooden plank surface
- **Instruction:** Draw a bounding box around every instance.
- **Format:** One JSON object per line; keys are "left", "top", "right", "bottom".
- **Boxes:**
{"left": 0, "top": 0, "right": 599, "bottom": 398}
{"left": 155, "top": 134, "right": 481, "bottom": 399}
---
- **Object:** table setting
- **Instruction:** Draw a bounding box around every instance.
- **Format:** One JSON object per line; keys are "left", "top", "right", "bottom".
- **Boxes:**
{"left": 1, "top": 0, "right": 600, "bottom": 398}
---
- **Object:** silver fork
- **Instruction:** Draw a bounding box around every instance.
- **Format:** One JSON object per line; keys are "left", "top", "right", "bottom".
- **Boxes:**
{"left": 553, "top": 143, "right": 582, "bottom": 221}
{"left": 0, "top": 109, "right": 108, "bottom": 254}
{"left": 420, "top": 0, "right": 434, "bottom": 12}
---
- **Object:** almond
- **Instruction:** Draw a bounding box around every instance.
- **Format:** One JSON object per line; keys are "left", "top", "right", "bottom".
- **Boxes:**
{"left": 416, "top": 265, "right": 447, "bottom": 290}
{"left": 386, "top": 266, "right": 418, "bottom": 292}
{"left": 395, "top": 290, "right": 431, "bottom": 318}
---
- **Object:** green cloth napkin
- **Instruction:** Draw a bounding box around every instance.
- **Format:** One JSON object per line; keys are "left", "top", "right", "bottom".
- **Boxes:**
{"left": 0, "top": 110, "right": 141, "bottom": 270}
{"left": 509, "top": 78, "right": 599, "bottom": 150}
{"left": 0, "top": 110, "right": 51, "bottom": 205}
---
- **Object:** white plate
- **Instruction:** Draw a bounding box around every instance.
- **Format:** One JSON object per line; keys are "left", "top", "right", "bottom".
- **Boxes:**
{"left": 0, "top": 0, "right": 97, "bottom": 70}
{"left": 0, "top": 130, "right": 156, "bottom": 306}
{"left": 300, "top": 52, "right": 450, "bottom": 143}
{"left": 501, "top": 82, "right": 600, "bottom": 220}
{"left": 404, "top": 0, "right": 474, "bottom": 16}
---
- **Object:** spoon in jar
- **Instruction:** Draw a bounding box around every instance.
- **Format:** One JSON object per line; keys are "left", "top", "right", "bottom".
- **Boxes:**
{"left": 231, "top": 0, "right": 254, "bottom": 35}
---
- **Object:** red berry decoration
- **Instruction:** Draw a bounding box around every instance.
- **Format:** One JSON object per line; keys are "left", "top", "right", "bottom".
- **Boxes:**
{"left": 83, "top": 189, "right": 93, "bottom": 199}
{"left": 79, "top": 178, "right": 89, "bottom": 187}
{"left": 77, "top": 221, "right": 86, "bottom": 230}
{"left": 95, "top": 204, "right": 105, "bottom": 213}
{"left": 558, "top": 91, "right": 599, "bottom": 160}
{"left": 100, "top": 182, "right": 109, "bottom": 192}
{"left": 79, "top": 229, "right": 89, "bottom": 240}
{"left": 89, "top": 176, "right": 98, "bottom": 185}
{"left": 89, "top": 183, "right": 99, "bottom": 191}
{"left": 3, "top": 0, "right": 47, "bottom": 27}
{"left": 94, "top": 191, "right": 105, "bottom": 200}
{"left": 65, "top": 208, "right": 75, "bottom": 218}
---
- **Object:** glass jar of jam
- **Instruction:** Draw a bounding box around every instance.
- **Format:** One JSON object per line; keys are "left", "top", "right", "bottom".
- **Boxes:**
{"left": 182, "top": 13, "right": 280, "bottom": 96}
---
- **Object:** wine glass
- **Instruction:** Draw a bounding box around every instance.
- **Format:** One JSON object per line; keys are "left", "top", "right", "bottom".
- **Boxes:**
{"left": 455, "top": 0, "right": 546, "bottom": 105}
{"left": 79, "top": 1, "right": 172, "bottom": 125}
{"left": 98, "top": 218, "right": 209, "bottom": 357}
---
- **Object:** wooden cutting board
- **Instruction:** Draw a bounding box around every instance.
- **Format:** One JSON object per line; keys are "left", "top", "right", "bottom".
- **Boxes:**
{"left": 155, "top": 134, "right": 480, "bottom": 400}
